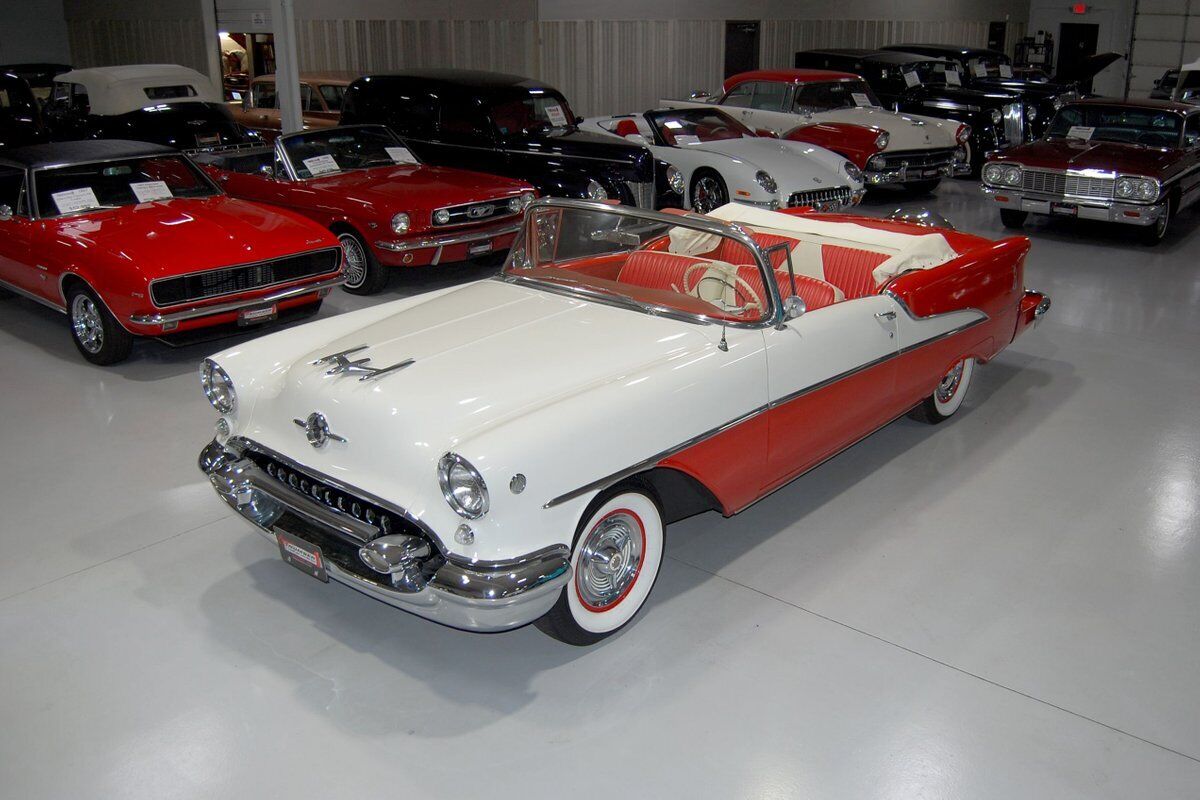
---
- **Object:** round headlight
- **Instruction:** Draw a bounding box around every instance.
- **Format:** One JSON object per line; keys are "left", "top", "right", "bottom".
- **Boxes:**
{"left": 1137, "top": 179, "right": 1158, "bottom": 201}
{"left": 990, "top": 108, "right": 1003, "bottom": 126}
{"left": 200, "top": 359, "right": 236, "bottom": 415}
{"left": 874, "top": 131, "right": 890, "bottom": 150}
{"left": 508, "top": 192, "right": 535, "bottom": 213}
{"left": 1114, "top": 177, "right": 1135, "bottom": 198}
{"left": 667, "top": 164, "right": 685, "bottom": 195}
{"left": 755, "top": 170, "right": 777, "bottom": 193}
{"left": 868, "top": 154, "right": 887, "bottom": 170}
{"left": 843, "top": 160, "right": 863, "bottom": 182}
{"left": 1003, "top": 165, "right": 1022, "bottom": 186}
{"left": 982, "top": 163, "right": 1005, "bottom": 185}
{"left": 391, "top": 212, "right": 410, "bottom": 234}
{"left": 1026, "top": 104, "right": 1039, "bottom": 121}
{"left": 956, "top": 124, "right": 972, "bottom": 143}
{"left": 432, "top": 209, "right": 451, "bottom": 225}
{"left": 437, "top": 453, "right": 489, "bottom": 520}
{"left": 586, "top": 179, "right": 608, "bottom": 201}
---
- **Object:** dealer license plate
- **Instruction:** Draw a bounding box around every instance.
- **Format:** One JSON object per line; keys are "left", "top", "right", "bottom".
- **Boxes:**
{"left": 275, "top": 530, "right": 330, "bottom": 582}
{"left": 1051, "top": 202, "right": 1078, "bottom": 217}
{"left": 467, "top": 241, "right": 493, "bottom": 256}
{"left": 239, "top": 304, "right": 277, "bottom": 325}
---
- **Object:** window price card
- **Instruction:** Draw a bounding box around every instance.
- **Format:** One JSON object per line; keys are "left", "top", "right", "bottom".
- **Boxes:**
{"left": 51, "top": 187, "right": 100, "bottom": 215}
{"left": 303, "top": 154, "right": 340, "bottom": 176}
{"left": 130, "top": 181, "right": 172, "bottom": 203}
{"left": 545, "top": 104, "right": 568, "bottom": 127}
{"left": 385, "top": 146, "right": 418, "bottom": 164}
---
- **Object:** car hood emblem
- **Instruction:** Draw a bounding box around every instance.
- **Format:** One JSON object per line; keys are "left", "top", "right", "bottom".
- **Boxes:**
{"left": 294, "top": 412, "right": 346, "bottom": 448}
{"left": 468, "top": 204, "right": 494, "bottom": 219}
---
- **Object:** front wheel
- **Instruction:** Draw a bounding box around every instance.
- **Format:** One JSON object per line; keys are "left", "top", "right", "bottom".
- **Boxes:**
{"left": 338, "top": 230, "right": 388, "bottom": 295}
{"left": 905, "top": 178, "right": 941, "bottom": 194}
{"left": 1138, "top": 198, "right": 1172, "bottom": 246}
{"left": 66, "top": 284, "right": 133, "bottom": 365}
{"left": 1000, "top": 209, "right": 1028, "bottom": 229}
{"left": 690, "top": 170, "right": 729, "bottom": 214}
{"left": 908, "top": 357, "right": 975, "bottom": 424}
{"left": 536, "top": 486, "right": 665, "bottom": 646}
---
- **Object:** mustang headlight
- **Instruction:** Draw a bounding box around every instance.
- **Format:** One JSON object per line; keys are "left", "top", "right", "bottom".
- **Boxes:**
{"left": 874, "top": 131, "right": 889, "bottom": 149}
{"left": 843, "top": 160, "right": 863, "bottom": 182}
{"left": 508, "top": 192, "right": 535, "bottom": 213}
{"left": 437, "top": 453, "right": 489, "bottom": 519}
{"left": 755, "top": 170, "right": 777, "bottom": 193}
{"left": 1115, "top": 176, "right": 1159, "bottom": 202}
{"left": 990, "top": 108, "right": 1003, "bottom": 126}
{"left": 200, "top": 359, "right": 236, "bottom": 415}
{"left": 391, "top": 212, "right": 410, "bottom": 234}
{"left": 666, "top": 164, "right": 685, "bottom": 195}
{"left": 586, "top": 179, "right": 608, "bottom": 201}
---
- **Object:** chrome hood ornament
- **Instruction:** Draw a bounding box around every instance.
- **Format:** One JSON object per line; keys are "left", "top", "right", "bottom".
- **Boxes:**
{"left": 311, "top": 344, "right": 415, "bottom": 382}
{"left": 294, "top": 412, "right": 346, "bottom": 448}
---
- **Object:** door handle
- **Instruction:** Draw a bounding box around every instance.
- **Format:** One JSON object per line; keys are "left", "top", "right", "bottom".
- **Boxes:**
{"left": 875, "top": 310, "right": 897, "bottom": 320}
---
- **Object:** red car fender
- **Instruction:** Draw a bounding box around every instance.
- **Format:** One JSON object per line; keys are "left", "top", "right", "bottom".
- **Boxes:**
{"left": 781, "top": 122, "right": 884, "bottom": 170}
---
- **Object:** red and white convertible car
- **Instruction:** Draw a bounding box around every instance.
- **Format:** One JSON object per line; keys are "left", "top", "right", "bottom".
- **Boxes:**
{"left": 198, "top": 198, "right": 1050, "bottom": 645}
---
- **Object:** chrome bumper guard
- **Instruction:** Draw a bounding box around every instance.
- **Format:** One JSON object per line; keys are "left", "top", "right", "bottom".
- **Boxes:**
{"left": 983, "top": 188, "right": 1164, "bottom": 227}
{"left": 130, "top": 276, "right": 342, "bottom": 327}
{"left": 375, "top": 220, "right": 522, "bottom": 265}
{"left": 198, "top": 440, "right": 570, "bottom": 632}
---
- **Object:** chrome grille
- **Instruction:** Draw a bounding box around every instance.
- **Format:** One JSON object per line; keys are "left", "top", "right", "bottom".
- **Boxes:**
{"left": 432, "top": 197, "right": 519, "bottom": 227}
{"left": 624, "top": 180, "right": 655, "bottom": 208}
{"left": 149, "top": 248, "right": 341, "bottom": 307}
{"left": 1002, "top": 102, "right": 1025, "bottom": 145}
{"left": 877, "top": 147, "right": 956, "bottom": 170}
{"left": 1021, "top": 169, "right": 1114, "bottom": 200}
{"left": 787, "top": 185, "right": 854, "bottom": 209}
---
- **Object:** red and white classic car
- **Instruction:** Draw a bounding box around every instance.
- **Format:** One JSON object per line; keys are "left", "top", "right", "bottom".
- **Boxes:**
{"left": 194, "top": 125, "right": 536, "bottom": 294}
{"left": 982, "top": 99, "right": 1200, "bottom": 245}
{"left": 667, "top": 69, "right": 971, "bottom": 191}
{"left": 197, "top": 198, "right": 1049, "bottom": 644}
{"left": 0, "top": 140, "right": 343, "bottom": 364}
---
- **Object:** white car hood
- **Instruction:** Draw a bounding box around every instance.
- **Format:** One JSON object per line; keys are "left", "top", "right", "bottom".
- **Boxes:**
{"left": 813, "top": 107, "right": 959, "bottom": 150}
{"left": 690, "top": 137, "right": 855, "bottom": 187}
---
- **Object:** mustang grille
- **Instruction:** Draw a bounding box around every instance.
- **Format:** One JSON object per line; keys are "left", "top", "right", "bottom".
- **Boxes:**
{"left": 624, "top": 179, "right": 655, "bottom": 209}
{"left": 876, "top": 147, "right": 956, "bottom": 170}
{"left": 1002, "top": 103, "right": 1025, "bottom": 146}
{"left": 150, "top": 248, "right": 341, "bottom": 307}
{"left": 787, "top": 185, "right": 854, "bottom": 209}
{"left": 432, "top": 198, "right": 519, "bottom": 227}
{"left": 1021, "top": 169, "right": 1114, "bottom": 201}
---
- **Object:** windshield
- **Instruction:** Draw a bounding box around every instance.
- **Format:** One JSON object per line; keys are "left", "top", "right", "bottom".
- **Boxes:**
{"left": 645, "top": 109, "right": 753, "bottom": 145}
{"left": 1046, "top": 105, "right": 1182, "bottom": 147}
{"left": 489, "top": 89, "right": 577, "bottom": 137}
{"left": 794, "top": 80, "right": 882, "bottom": 112}
{"left": 503, "top": 205, "right": 780, "bottom": 324}
{"left": 281, "top": 126, "right": 419, "bottom": 178}
{"left": 0, "top": 80, "right": 37, "bottom": 118}
{"left": 966, "top": 54, "right": 1013, "bottom": 79}
{"left": 35, "top": 155, "right": 218, "bottom": 218}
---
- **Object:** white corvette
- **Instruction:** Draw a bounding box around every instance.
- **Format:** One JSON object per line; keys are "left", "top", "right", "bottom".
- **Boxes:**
{"left": 583, "top": 107, "right": 865, "bottom": 213}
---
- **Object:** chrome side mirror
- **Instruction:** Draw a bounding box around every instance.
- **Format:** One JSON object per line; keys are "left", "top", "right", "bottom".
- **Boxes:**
{"left": 259, "top": 164, "right": 275, "bottom": 178}
{"left": 782, "top": 294, "right": 806, "bottom": 321}
{"left": 0, "top": 204, "right": 12, "bottom": 221}
{"left": 689, "top": 89, "right": 712, "bottom": 99}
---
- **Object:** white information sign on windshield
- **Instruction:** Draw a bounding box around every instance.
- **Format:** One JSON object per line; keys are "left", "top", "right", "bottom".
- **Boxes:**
{"left": 1066, "top": 125, "right": 1095, "bottom": 140}
{"left": 130, "top": 181, "right": 172, "bottom": 203}
{"left": 999, "top": 64, "right": 1014, "bottom": 78}
{"left": 674, "top": 134, "right": 702, "bottom": 145}
{"left": 303, "top": 154, "right": 340, "bottom": 176}
{"left": 545, "top": 104, "right": 568, "bottom": 127}
{"left": 972, "top": 62, "right": 989, "bottom": 78}
{"left": 51, "top": 187, "right": 101, "bottom": 215}
{"left": 851, "top": 92, "right": 874, "bottom": 107}
{"left": 385, "top": 146, "right": 418, "bottom": 164}
{"left": 945, "top": 70, "right": 962, "bottom": 86}
{"left": 903, "top": 70, "right": 920, "bottom": 88}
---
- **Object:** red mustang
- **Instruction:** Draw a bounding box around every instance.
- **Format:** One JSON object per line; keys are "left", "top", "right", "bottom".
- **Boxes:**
{"left": 0, "top": 140, "right": 343, "bottom": 364}
{"left": 982, "top": 99, "right": 1200, "bottom": 245}
{"left": 195, "top": 125, "right": 536, "bottom": 294}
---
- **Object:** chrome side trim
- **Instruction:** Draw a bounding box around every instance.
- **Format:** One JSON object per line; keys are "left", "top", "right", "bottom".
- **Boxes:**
{"left": 0, "top": 278, "right": 66, "bottom": 313}
{"left": 374, "top": 220, "right": 521, "bottom": 255}
{"left": 129, "top": 275, "right": 342, "bottom": 326}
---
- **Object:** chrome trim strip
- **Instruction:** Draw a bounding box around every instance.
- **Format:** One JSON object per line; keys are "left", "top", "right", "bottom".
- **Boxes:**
{"left": 374, "top": 220, "right": 521, "bottom": 253}
{"left": 146, "top": 246, "right": 342, "bottom": 308}
{"left": 129, "top": 275, "right": 343, "bottom": 325}
{"left": 0, "top": 278, "right": 66, "bottom": 313}
{"left": 431, "top": 198, "right": 522, "bottom": 229}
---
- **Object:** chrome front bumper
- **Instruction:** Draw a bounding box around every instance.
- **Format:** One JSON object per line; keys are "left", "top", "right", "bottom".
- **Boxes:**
{"left": 374, "top": 220, "right": 522, "bottom": 265}
{"left": 130, "top": 276, "right": 342, "bottom": 328}
{"left": 198, "top": 439, "right": 570, "bottom": 632}
{"left": 983, "top": 188, "right": 1164, "bottom": 227}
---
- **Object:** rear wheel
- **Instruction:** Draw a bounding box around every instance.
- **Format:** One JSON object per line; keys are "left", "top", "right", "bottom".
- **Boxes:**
{"left": 905, "top": 178, "right": 941, "bottom": 194}
{"left": 690, "top": 170, "right": 729, "bottom": 213}
{"left": 909, "top": 357, "right": 975, "bottom": 424}
{"left": 66, "top": 284, "right": 133, "bottom": 365}
{"left": 1000, "top": 209, "right": 1028, "bottom": 229}
{"left": 338, "top": 230, "right": 388, "bottom": 295}
{"left": 1138, "top": 197, "right": 1172, "bottom": 246}
{"left": 536, "top": 485, "right": 665, "bottom": 646}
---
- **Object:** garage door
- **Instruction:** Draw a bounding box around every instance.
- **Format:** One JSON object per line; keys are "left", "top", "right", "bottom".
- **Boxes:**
{"left": 1128, "top": 0, "right": 1200, "bottom": 96}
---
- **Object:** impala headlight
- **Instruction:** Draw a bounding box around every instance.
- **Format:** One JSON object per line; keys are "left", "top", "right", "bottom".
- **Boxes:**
{"left": 586, "top": 179, "right": 608, "bottom": 201}
{"left": 437, "top": 453, "right": 489, "bottom": 519}
{"left": 508, "top": 192, "right": 535, "bottom": 213}
{"left": 667, "top": 164, "right": 685, "bottom": 195}
{"left": 843, "top": 160, "right": 863, "bottom": 181}
{"left": 200, "top": 359, "right": 236, "bottom": 415}
{"left": 1115, "top": 176, "right": 1159, "bottom": 202}
{"left": 391, "top": 212, "right": 410, "bottom": 234}
{"left": 874, "top": 131, "right": 889, "bottom": 149}
{"left": 982, "top": 163, "right": 1005, "bottom": 185}
{"left": 990, "top": 108, "right": 1003, "bottom": 126}
{"left": 755, "top": 170, "right": 777, "bottom": 193}
{"left": 1002, "top": 165, "right": 1022, "bottom": 185}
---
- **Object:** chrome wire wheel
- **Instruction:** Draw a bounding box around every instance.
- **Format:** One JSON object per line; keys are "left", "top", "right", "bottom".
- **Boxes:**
{"left": 691, "top": 174, "right": 727, "bottom": 213}
{"left": 575, "top": 510, "right": 645, "bottom": 611}
{"left": 71, "top": 293, "right": 104, "bottom": 354}
{"left": 338, "top": 233, "right": 368, "bottom": 289}
{"left": 935, "top": 361, "right": 966, "bottom": 404}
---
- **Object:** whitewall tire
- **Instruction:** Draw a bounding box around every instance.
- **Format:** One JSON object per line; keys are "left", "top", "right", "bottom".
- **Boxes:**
{"left": 536, "top": 486, "right": 665, "bottom": 645}
{"left": 909, "top": 357, "right": 975, "bottom": 424}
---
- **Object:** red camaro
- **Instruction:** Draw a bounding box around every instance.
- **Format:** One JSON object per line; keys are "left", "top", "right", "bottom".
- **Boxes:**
{"left": 195, "top": 125, "right": 536, "bottom": 294}
{"left": 0, "top": 140, "right": 343, "bottom": 364}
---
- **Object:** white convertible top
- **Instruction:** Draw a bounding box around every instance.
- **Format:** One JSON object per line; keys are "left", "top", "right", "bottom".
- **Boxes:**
{"left": 54, "top": 65, "right": 220, "bottom": 116}
{"left": 669, "top": 203, "right": 959, "bottom": 286}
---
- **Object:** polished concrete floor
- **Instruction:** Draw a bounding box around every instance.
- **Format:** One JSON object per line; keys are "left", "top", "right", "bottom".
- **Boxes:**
{"left": 1, "top": 182, "right": 1198, "bottom": 798}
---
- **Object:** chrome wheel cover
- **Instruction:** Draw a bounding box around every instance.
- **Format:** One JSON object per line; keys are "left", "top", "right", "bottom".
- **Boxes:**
{"left": 1156, "top": 204, "right": 1170, "bottom": 237}
{"left": 71, "top": 294, "right": 104, "bottom": 354}
{"left": 575, "top": 510, "right": 644, "bottom": 610}
{"left": 936, "top": 361, "right": 965, "bottom": 404}
{"left": 692, "top": 176, "right": 726, "bottom": 214}
{"left": 339, "top": 235, "right": 367, "bottom": 288}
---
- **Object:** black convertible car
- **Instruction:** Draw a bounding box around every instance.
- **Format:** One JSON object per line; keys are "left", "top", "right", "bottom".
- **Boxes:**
{"left": 794, "top": 49, "right": 1027, "bottom": 172}
{"left": 340, "top": 69, "right": 682, "bottom": 209}
{"left": 0, "top": 72, "right": 45, "bottom": 149}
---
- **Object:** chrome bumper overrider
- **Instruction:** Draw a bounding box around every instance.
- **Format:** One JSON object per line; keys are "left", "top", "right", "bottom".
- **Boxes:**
{"left": 130, "top": 276, "right": 343, "bottom": 327}
{"left": 198, "top": 439, "right": 570, "bottom": 632}
{"left": 374, "top": 221, "right": 523, "bottom": 264}
{"left": 983, "top": 188, "right": 1163, "bottom": 227}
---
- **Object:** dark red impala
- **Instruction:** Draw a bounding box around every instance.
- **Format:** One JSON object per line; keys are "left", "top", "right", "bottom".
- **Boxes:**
{"left": 195, "top": 125, "right": 536, "bottom": 294}
{"left": 982, "top": 99, "right": 1200, "bottom": 245}
{"left": 0, "top": 140, "right": 343, "bottom": 364}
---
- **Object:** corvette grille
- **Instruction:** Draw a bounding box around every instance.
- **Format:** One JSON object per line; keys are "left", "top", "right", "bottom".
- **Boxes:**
{"left": 432, "top": 198, "right": 519, "bottom": 227}
{"left": 150, "top": 247, "right": 341, "bottom": 307}
{"left": 787, "top": 185, "right": 854, "bottom": 209}
{"left": 1021, "top": 169, "right": 1114, "bottom": 201}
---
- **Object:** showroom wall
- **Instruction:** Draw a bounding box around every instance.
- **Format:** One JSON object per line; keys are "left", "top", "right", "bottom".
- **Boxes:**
{"left": 0, "top": 0, "right": 70, "bottom": 64}
{"left": 1027, "top": 0, "right": 1133, "bottom": 97}
{"left": 63, "top": 0, "right": 210, "bottom": 74}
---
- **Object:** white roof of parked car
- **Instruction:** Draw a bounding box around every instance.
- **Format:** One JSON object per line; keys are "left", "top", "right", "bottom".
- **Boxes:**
{"left": 54, "top": 65, "right": 220, "bottom": 116}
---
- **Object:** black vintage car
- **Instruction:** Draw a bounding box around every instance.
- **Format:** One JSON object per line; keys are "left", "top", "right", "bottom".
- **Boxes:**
{"left": 0, "top": 72, "right": 46, "bottom": 149}
{"left": 794, "top": 49, "right": 1027, "bottom": 172}
{"left": 42, "top": 65, "right": 255, "bottom": 151}
{"left": 340, "top": 69, "right": 682, "bottom": 209}
{"left": 0, "top": 63, "right": 70, "bottom": 107}
{"left": 880, "top": 45, "right": 1114, "bottom": 137}
{"left": 1150, "top": 69, "right": 1180, "bottom": 101}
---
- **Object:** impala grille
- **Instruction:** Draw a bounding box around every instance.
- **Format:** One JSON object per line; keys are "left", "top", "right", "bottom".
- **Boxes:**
{"left": 150, "top": 248, "right": 341, "bottom": 307}
{"left": 432, "top": 198, "right": 519, "bottom": 227}
{"left": 1021, "top": 169, "right": 1114, "bottom": 200}
{"left": 787, "top": 185, "right": 854, "bottom": 209}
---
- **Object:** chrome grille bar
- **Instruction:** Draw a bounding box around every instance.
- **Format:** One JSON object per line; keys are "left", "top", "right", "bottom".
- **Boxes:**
{"left": 1002, "top": 103, "right": 1025, "bottom": 145}
{"left": 1020, "top": 169, "right": 1114, "bottom": 200}
{"left": 786, "top": 185, "right": 854, "bottom": 209}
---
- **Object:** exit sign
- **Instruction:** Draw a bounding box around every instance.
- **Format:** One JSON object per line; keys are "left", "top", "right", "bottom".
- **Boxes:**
{"left": 1071, "top": 3, "right": 1089, "bottom": 13}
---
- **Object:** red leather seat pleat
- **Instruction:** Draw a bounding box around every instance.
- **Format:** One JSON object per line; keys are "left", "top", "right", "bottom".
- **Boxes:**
{"left": 820, "top": 244, "right": 889, "bottom": 299}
